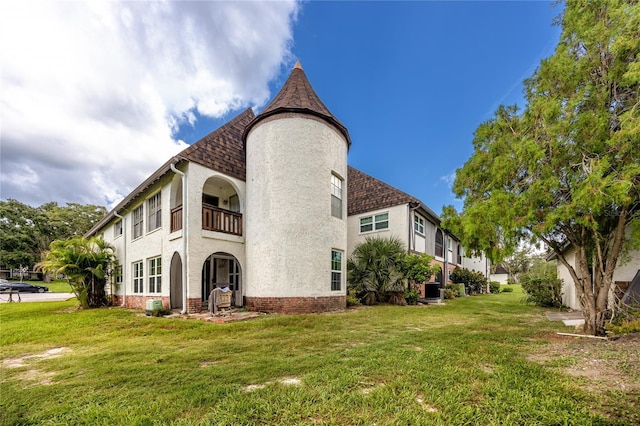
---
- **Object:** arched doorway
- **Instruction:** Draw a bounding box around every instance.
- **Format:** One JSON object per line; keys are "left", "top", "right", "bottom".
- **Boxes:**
{"left": 202, "top": 253, "right": 242, "bottom": 307}
{"left": 170, "top": 252, "right": 183, "bottom": 309}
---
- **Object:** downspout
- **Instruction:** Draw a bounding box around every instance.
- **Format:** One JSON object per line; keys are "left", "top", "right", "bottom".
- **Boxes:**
{"left": 170, "top": 163, "right": 188, "bottom": 314}
{"left": 114, "top": 212, "right": 126, "bottom": 307}
{"left": 443, "top": 231, "right": 449, "bottom": 287}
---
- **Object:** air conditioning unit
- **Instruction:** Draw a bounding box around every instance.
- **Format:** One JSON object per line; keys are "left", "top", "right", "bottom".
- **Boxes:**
{"left": 145, "top": 299, "right": 163, "bottom": 315}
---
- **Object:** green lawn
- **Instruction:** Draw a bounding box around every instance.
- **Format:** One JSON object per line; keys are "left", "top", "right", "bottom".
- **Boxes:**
{"left": 1, "top": 287, "right": 638, "bottom": 425}
{"left": 21, "top": 280, "right": 74, "bottom": 293}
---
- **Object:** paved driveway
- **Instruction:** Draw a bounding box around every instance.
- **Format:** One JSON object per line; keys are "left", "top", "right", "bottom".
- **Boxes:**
{"left": 0, "top": 292, "right": 76, "bottom": 303}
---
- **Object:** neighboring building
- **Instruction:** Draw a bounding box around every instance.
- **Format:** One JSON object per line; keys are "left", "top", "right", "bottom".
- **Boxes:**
{"left": 88, "top": 62, "right": 486, "bottom": 314}
{"left": 490, "top": 264, "right": 509, "bottom": 284}
{"left": 549, "top": 231, "right": 640, "bottom": 310}
{"left": 347, "top": 167, "right": 488, "bottom": 298}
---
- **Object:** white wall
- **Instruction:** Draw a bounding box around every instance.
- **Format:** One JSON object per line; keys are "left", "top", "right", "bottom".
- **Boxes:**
{"left": 183, "top": 162, "right": 246, "bottom": 300}
{"left": 245, "top": 115, "right": 348, "bottom": 298}
{"left": 347, "top": 204, "right": 409, "bottom": 256}
{"left": 99, "top": 161, "right": 247, "bottom": 305}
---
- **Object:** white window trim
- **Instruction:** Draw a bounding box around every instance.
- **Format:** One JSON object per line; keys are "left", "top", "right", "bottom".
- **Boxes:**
{"left": 359, "top": 212, "right": 389, "bottom": 234}
{"left": 114, "top": 220, "right": 123, "bottom": 239}
{"left": 414, "top": 214, "right": 425, "bottom": 235}
{"left": 331, "top": 250, "right": 342, "bottom": 291}
{"left": 147, "top": 192, "right": 162, "bottom": 232}
{"left": 148, "top": 256, "right": 162, "bottom": 294}
{"left": 132, "top": 260, "right": 143, "bottom": 294}
{"left": 132, "top": 205, "right": 144, "bottom": 240}
{"left": 331, "top": 174, "right": 343, "bottom": 219}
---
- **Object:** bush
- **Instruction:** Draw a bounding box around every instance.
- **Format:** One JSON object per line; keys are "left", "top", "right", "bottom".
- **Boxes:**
{"left": 450, "top": 267, "right": 487, "bottom": 295}
{"left": 444, "top": 288, "right": 457, "bottom": 299}
{"left": 489, "top": 281, "right": 501, "bottom": 294}
{"left": 404, "top": 288, "right": 420, "bottom": 305}
{"left": 501, "top": 286, "right": 514, "bottom": 293}
{"left": 151, "top": 307, "right": 172, "bottom": 317}
{"left": 445, "top": 284, "right": 460, "bottom": 298}
{"left": 519, "top": 270, "right": 563, "bottom": 308}
{"left": 346, "top": 290, "right": 361, "bottom": 307}
{"left": 607, "top": 320, "right": 640, "bottom": 335}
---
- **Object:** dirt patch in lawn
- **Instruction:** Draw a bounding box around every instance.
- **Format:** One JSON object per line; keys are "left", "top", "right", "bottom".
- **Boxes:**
{"left": 528, "top": 333, "right": 640, "bottom": 393}
{"left": 3, "top": 347, "right": 71, "bottom": 387}
{"left": 3, "top": 347, "right": 70, "bottom": 369}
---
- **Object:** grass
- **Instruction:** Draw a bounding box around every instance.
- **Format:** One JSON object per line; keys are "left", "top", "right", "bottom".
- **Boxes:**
{"left": 1, "top": 286, "right": 638, "bottom": 425}
{"left": 21, "top": 280, "right": 73, "bottom": 293}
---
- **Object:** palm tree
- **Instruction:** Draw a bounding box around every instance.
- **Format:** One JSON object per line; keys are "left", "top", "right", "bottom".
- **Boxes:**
{"left": 37, "top": 236, "right": 117, "bottom": 308}
{"left": 347, "top": 236, "right": 408, "bottom": 305}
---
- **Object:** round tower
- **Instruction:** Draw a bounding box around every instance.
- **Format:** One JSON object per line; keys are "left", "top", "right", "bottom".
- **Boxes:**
{"left": 243, "top": 61, "right": 351, "bottom": 313}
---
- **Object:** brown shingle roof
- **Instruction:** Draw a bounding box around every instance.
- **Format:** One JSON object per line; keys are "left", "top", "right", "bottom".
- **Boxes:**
{"left": 347, "top": 166, "right": 441, "bottom": 224}
{"left": 180, "top": 108, "right": 255, "bottom": 181}
{"left": 86, "top": 108, "right": 255, "bottom": 236}
{"left": 243, "top": 62, "right": 351, "bottom": 146}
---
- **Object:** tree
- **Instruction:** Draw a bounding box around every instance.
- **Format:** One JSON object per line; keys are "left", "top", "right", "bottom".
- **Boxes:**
{"left": 37, "top": 236, "right": 118, "bottom": 308}
{"left": 400, "top": 252, "right": 439, "bottom": 286}
{"left": 443, "top": 1, "right": 640, "bottom": 335}
{"left": 0, "top": 199, "right": 48, "bottom": 269}
{"left": 0, "top": 199, "right": 106, "bottom": 271}
{"left": 347, "top": 236, "right": 408, "bottom": 305}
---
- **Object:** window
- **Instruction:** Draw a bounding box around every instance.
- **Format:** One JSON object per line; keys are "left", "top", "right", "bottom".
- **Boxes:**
{"left": 132, "top": 205, "right": 144, "bottom": 239}
{"left": 133, "top": 261, "right": 143, "bottom": 294}
{"left": 331, "top": 174, "right": 343, "bottom": 219}
{"left": 148, "top": 257, "right": 162, "bottom": 293}
{"left": 147, "top": 193, "right": 161, "bottom": 232}
{"left": 115, "top": 265, "right": 123, "bottom": 286}
{"left": 331, "top": 250, "right": 342, "bottom": 291}
{"left": 435, "top": 229, "right": 444, "bottom": 257}
{"left": 359, "top": 212, "right": 389, "bottom": 233}
{"left": 114, "top": 220, "right": 123, "bottom": 238}
{"left": 414, "top": 214, "right": 425, "bottom": 235}
{"left": 457, "top": 245, "right": 462, "bottom": 264}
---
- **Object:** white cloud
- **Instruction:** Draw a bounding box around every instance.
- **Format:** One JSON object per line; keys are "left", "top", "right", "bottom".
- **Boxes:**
{"left": 439, "top": 172, "right": 457, "bottom": 189}
{"left": 0, "top": 0, "right": 300, "bottom": 208}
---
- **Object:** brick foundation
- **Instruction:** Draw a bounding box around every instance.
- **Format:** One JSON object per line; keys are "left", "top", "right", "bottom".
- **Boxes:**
{"left": 112, "top": 295, "right": 170, "bottom": 310}
{"left": 245, "top": 296, "right": 346, "bottom": 314}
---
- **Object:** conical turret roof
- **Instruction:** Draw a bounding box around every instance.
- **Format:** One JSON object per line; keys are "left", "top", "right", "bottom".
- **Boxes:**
{"left": 243, "top": 61, "right": 351, "bottom": 147}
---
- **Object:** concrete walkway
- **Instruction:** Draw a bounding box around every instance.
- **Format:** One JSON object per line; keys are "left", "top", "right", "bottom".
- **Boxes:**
{"left": 545, "top": 310, "right": 585, "bottom": 327}
{"left": 0, "top": 292, "right": 76, "bottom": 303}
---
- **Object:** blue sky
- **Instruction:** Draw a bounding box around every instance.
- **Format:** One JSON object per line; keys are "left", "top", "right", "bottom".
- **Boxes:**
{"left": 1, "top": 1, "right": 562, "bottom": 213}
{"left": 177, "top": 0, "right": 563, "bottom": 214}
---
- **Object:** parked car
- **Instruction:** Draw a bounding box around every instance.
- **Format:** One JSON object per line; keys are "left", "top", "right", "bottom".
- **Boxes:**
{"left": 0, "top": 282, "right": 49, "bottom": 293}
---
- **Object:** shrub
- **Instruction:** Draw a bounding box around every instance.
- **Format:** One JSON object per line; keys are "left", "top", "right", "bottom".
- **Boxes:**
{"left": 501, "top": 286, "right": 514, "bottom": 293}
{"left": 607, "top": 320, "right": 640, "bottom": 335}
{"left": 445, "top": 284, "right": 460, "bottom": 298}
{"left": 450, "top": 267, "right": 487, "bottom": 294}
{"left": 151, "top": 307, "right": 172, "bottom": 317}
{"left": 519, "top": 270, "right": 563, "bottom": 308}
{"left": 404, "top": 288, "right": 420, "bottom": 305}
{"left": 444, "top": 288, "right": 457, "bottom": 299}
{"left": 489, "top": 281, "right": 501, "bottom": 294}
{"left": 346, "top": 290, "right": 361, "bottom": 307}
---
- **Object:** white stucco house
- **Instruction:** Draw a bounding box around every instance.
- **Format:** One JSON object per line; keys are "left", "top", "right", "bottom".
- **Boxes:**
{"left": 549, "top": 233, "right": 640, "bottom": 310}
{"left": 87, "top": 62, "right": 487, "bottom": 314}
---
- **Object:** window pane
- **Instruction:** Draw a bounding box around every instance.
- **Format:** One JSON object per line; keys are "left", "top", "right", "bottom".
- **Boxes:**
{"left": 331, "top": 195, "right": 342, "bottom": 219}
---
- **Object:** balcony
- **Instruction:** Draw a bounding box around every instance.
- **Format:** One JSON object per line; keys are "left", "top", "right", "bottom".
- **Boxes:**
{"left": 203, "top": 204, "right": 243, "bottom": 236}
{"left": 171, "top": 204, "right": 243, "bottom": 236}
